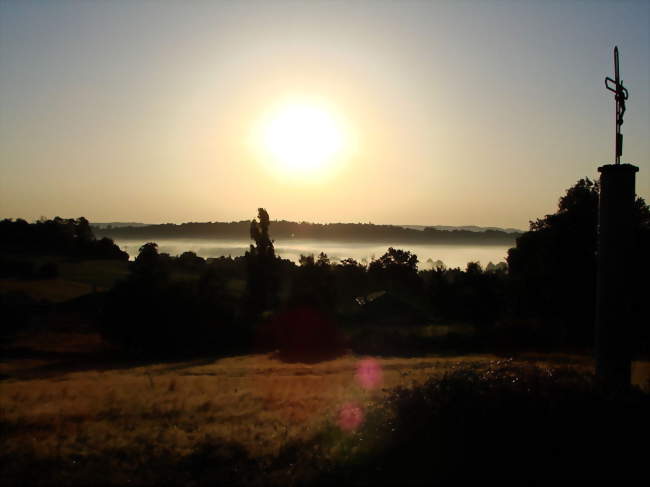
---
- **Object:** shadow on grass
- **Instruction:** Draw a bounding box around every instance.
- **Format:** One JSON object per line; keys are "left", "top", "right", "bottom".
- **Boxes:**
{"left": 0, "top": 344, "right": 251, "bottom": 381}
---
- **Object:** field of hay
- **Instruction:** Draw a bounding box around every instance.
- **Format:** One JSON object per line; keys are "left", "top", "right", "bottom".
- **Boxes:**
{"left": 0, "top": 353, "right": 482, "bottom": 459}
{"left": 2, "top": 348, "right": 648, "bottom": 465}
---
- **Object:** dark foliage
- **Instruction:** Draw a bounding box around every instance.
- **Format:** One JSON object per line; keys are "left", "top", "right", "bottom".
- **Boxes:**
{"left": 100, "top": 243, "right": 245, "bottom": 357}
{"left": 368, "top": 247, "right": 420, "bottom": 297}
{"left": 423, "top": 261, "right": 507, "bottom": 326}
{"left": 508, "top": 178, "right": 650, "bottom": 349}
{"left": 293, "top": 252, "right": 338, "bottom": 310}
{"left": 303, "top": 361, "right": 650, "bottom": 486}
{"left": 0, "top": 217, "right": 128, "bottom": 261}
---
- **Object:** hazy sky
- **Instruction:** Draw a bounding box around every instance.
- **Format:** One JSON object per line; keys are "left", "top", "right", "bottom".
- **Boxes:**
{"left": 1, "top": 0, "right": 648, "bottom": 229}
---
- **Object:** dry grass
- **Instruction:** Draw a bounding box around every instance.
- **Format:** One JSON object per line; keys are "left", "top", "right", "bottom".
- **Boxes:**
{"left": 1, "top": 352, "right": 648, "bottom": 465}
{"left": 0, "top": 354, "right": 481, "bottom": 458}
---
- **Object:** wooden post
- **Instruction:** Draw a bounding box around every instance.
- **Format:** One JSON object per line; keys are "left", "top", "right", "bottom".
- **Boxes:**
{"left": 595, "top": 163, "right": 638, "bottom": 389}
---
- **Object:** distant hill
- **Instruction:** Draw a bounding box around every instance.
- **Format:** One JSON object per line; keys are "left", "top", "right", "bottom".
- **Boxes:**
{"left": 400, "top": 225, "right": 523, "bottom": 233}
{"left": 91, "top": 222, "right": 151, "bottom": 229}
{"left": 96, "top": 220, "right": 522, "bottom": 245}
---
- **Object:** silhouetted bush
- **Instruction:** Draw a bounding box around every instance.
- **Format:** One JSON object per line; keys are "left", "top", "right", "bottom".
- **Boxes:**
{"left": 296, "top": 361, "right": 650, "bottom": 485}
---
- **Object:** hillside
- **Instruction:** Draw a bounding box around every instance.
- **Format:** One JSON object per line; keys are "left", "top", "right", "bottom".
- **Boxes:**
{"left": 95, "top": 220, "right": 522, "bottom": 245}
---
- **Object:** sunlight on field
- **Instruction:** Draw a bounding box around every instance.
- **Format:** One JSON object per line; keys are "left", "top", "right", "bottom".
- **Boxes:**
{"left": 0, "top": 354, "right": 494, "bottom": 459}
{"left": 1, "top": 352, "right": 647, "bottom": 464}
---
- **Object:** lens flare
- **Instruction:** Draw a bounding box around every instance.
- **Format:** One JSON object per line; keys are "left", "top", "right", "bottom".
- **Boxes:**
{"left": 356, "top": 358, "right": 383, "bottom": 390}
{"left": 338, "top": 402, "right": 364, "bottom": 432}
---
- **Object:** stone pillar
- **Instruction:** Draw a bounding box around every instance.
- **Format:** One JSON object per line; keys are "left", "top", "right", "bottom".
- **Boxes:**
{"left": 595, "top": 163, "right": 638, "bottom": 389}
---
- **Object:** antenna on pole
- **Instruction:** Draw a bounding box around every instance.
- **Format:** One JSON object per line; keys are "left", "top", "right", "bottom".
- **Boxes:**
{"left": 605, "top": 46, "right": 629, "bottom": 164}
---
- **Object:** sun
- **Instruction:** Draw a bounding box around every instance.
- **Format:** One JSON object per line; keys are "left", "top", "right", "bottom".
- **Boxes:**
{"left": 258, "top": 99, "right": 347, "bottom": 176}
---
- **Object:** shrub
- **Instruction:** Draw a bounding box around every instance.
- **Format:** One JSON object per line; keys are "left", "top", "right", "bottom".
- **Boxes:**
{"left": 310, "top": 361, "right": 650, "bottom": 485}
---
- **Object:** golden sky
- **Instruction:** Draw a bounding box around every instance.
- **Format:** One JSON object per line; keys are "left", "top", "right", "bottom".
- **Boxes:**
{"left": 1, "top": 1, "right": 648, "bottom": 229}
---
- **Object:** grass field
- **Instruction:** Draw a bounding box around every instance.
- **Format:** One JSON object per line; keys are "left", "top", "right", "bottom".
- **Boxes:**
{"left": 2, "top": 347, "right": 648, "bottom": 463}
{"left": 0, "top": 353, "right": 483, "bottom": 458}
{"left": 0, "top": 257, "right": 129, "bottom": 303}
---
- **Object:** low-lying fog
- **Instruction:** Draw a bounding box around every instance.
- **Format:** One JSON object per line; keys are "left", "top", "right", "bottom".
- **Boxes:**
{"left": 114, "top": 238, "right": 510, "bottom": 269}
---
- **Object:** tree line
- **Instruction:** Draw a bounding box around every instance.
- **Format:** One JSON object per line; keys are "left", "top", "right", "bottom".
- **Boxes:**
{"left": 1, "top": 217, "right": 127, "bottom": 259}
{"left": 95, "top": 219, "right": 520, "bottom": 245}
{"left": 0, "top": 217, "right": 127, "bottom": 278}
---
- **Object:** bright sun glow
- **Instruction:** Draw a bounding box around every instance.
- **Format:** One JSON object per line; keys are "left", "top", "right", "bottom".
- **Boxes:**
{"left": 259, "top": 100, "right": 346, "bottom": 176}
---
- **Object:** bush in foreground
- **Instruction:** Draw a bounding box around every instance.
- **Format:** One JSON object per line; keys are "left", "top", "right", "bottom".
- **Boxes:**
{"left": 310, "top": 360, "right": 650, "bottom": 485}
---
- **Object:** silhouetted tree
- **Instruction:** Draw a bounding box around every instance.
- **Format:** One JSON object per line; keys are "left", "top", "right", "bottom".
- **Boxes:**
{"left": 178, "top": 251, "right": 206, "bottom": 271}
{"left": 334, "top": 258, "right": 368, "bottom": 305}
{"left": 315, "top": 252, "right": 330, "bottom": 267}
{"left": 245, "top": 208, "right": 278, "bottom": 314}
{"left": 75, "top": 217, "right": 94, "bottom": 245}
{"left": 368, "top": 247, "right": 420, "bottom": 296}
{"left": 249, "top": 208, "right": 274, "bottom": 259}
{"left": 130, "top": 242, "right": 168, "bottom": 281}
{"left": 298, "top": 254, "right": 315, "bottom": 267}
{"left": 507, "top": 178, "right": 649, "bottom": 348}
{"left": 293, "top": 252, "right": 336, "bottom": 310}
